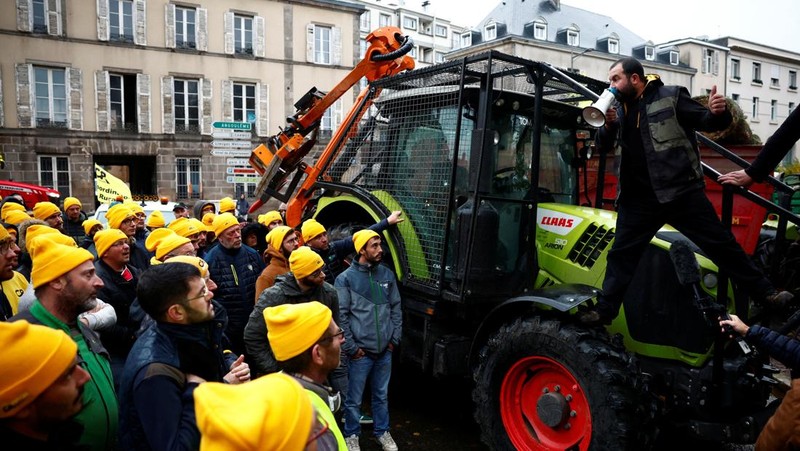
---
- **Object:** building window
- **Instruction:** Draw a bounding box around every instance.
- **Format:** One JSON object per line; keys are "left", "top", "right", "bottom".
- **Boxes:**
{"left": 731, "top": 58, "right": 740, "bottom": 80}
{"left": 732, "top": 93, "right": 739, "bottom": 102}
{"left": 320, "top": 100, "right": 343, "bottom": 140}
{"left": 608, "top": 39, "right": 619, "bottom": 54}
{"left": 484, "top": 24, "right": 497, "bottom": 41}
{"left": 359, "top": 39, "right": 368, "bottom": 58}
{"left": 752, "top": 96, "right": 759, "bottom": 119}
{"left": 39, "top": 156, "right": 70, "bottom": 197}
{"left": 313, "top": 25, "right": 331, "bottom": 65}
{"left": 175, "top": 6, "right": 196, "bottom": 49}
{"left": 752, "top": 62, "right": 762, "bottom": 83}
{"left": 176, "top": 158, "right": 201, "bottom": 199}
{"left": 435, "top": 51, "right": 445, "bottom": 63}
{"left": 234, "top": 15, "right": 253, "bottom": 54}
{"left": 567, "top": 29, "right": 579, "bottom": 46}
{"left": 360, "top": 12, "right": 370, "bottom": 31}
{"left": 109, "top": 73, "right": 137, "bottom": 132}
{"left": 109, "top": 0, "right": 134, "bottom": 42}
{"left": 534, "top": 22, "right": 546, "bottom": 40}
{"left": 379, "top": 13, "right": 391, "bottom": 28}
{"left": 403, "top": 16, "right": 417, "bottom": 31}
{"left": 460, "top": 32, "right": 472, "bottom": 48}
{"left": 34, "top": 67, "right": 68, "bottom": 128}
{"left": 644, "top": 46, "right": 655, "bottom": 61}
{"left": 232, "top": 82, "right": 256, "bottom": 123}
{"left": 770, "top": 64, "right": 780, "bottom": 88}
{"left": 770, "top": 100, "right": 778, "bottom": 121}
{"left": 790, "top": 102, "right": 795, "bottom": 114}
{"left": 790, "top": 70, "right": 798, "bottom": 90}
{"left": 703, "top": 49, "right": 718, "bottom": 75}
{"left": 669, "top": 50, "right": 679, "bottom": 65}
{"left": 435, "top": 24, "right": 447, "bottom": 38}
{"left": 32, "top": 0, "right": 47, "bottom": 33}
{"left": 173, "top": 78, "right": 199, "bottom": 133}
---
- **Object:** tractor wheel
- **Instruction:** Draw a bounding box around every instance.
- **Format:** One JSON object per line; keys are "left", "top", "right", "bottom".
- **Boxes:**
{"left": 472, "top": 317, "right": 651, "bottom": 450}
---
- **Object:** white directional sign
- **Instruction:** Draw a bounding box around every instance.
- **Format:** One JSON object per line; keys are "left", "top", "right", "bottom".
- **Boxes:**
{"left": 226, "top": 175, "right": 261, "bottom": 184}
{"left": 226, "top": 158, "right": 250, "bottom": 166}
{"left": 211, "top": 149, "right": 252, "bottom": 157}
{"left": 212, "top": 130, "right": 252, "bottom": 140}
{"left": 211, "top": 140, "right": 252, "bottom": 149}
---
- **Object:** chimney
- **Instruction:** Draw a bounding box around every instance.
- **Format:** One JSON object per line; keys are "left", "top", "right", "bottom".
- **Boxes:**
{"left": 549, "top": 0, "right": 560, "bottom": 10}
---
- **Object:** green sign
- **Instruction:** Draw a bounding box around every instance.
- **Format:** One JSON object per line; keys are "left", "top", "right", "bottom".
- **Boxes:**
{"left": 212, "top": 121, "right": 251, "bottom": 130}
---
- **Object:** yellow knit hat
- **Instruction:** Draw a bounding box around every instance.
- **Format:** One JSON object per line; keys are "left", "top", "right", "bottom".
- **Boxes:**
{"left": 301, "top": 219, "right": 326, "bottom": 242}
{"left": 219, "top": 197, "right": 236, "bottom": 214}
{"left": 106, "top": 204, "right": 135, "bottom": 229}
{"left": 164, "top": 255, "right": 210, "bottom": 279}
{"left": 189, "top": 218, "right": 210, "bottom": 233}
{"left": 146, "top": 210, "right": 165, "bottom": 228}
{"left": 25, "top": 225, "right": 77, "bottom": 247}
{"left": 168, "top": 217, "right": 200, "bottom": 238}
{"left": 29, "top": 236, "right": 94, "bottom": 289}
{"left": 82, "top": 219, "right": 103, "bottom": 236}
{"left": 4, "top": 210, "right": 31, "bottom": 226}
{"left": 194, "top": 372, "right": 313, "bottom": 451}
{"left": 264, "top": 301, "right": 332, "bottom": 361}
{"left": 63, "top": 197, "right": 81, "bottom": 211}
{"left": 0, "top": 226, "right": 9, "bottom": 243}
{"left": 145, "top": 228, "right": 191, "bottom": 261}
{"left": 32, "top": 202, "right": 61, "bottom": 221}
{"left": 1, "top": 202, "right": 26, "bottom": 221}
{"left": 93, "top": 228, "right": 128, "bottom": 257}
{"left": 212, "top": 213, "right": 239, "bottom": 237}
{"left": 258, "top": 210, "right": 283, "bottom": 227}
{"left": 353, "top": 229, "right": 380, "bottom": 253}
{"left": 202, "top": 213, "right": 216, "bottom": 229}
{"left": 0, "top": 321, "right": 78, "bottom": 418}
{"left": 125, "top": 202, "right": 144, "bottom": 215}
{"left": 288, "top": 246, "right": 323, "bottom": 280}
{"left": 266, "top": 225, "right": 293, "bottom": 252}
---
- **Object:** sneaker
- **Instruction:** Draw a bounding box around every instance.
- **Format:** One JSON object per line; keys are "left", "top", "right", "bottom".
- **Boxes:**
{"left": 576, "top": 308, "right": 613, "bottom": 327}
{"left": 764, "top": 290, "right": 794, "bottom": 308}
{"left": 377, "top": 431, "right": 398, "bottom": 451}
{"left": 345, "top": 434, "right": 361, "bottom": 451}
{"left": 359, "top": 414, "right": 373, "bottom": 425}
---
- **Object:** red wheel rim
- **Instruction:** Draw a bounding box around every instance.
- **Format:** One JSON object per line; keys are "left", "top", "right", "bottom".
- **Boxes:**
{"left": 500, "top": 356, "right": 592, "bottom": 450}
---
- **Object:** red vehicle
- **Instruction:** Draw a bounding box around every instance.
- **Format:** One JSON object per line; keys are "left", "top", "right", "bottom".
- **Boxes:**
{"left": 0, "top": 180, "right": 61, "bottom": 210}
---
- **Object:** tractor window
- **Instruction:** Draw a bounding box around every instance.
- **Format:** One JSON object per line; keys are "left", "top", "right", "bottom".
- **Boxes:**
{"left": 539, "top": 126, "right": 576, "bottom": 205}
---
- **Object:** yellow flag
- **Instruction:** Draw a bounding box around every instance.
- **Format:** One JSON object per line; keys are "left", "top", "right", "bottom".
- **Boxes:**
{"left": 94, "top": 163, "right": 132, "bottom": 204}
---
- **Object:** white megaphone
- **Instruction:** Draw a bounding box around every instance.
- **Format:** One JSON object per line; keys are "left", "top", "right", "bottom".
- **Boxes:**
{"left": 582, "top": 87, "right": 619, "bottom": 127}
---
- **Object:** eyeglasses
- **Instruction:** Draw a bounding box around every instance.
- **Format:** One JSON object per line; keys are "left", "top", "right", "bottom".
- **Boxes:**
{"left": 308, "top": 268, "right": 325, "bottom": 279}
{"left": 184, "top": 286, "right": 209, "bottom": 303}
{"left": 317, "top": 328, "right": 345, "bottom": 344}
{"left": 0, "top": 240, "right": 15, "bottom": 254}
{"left": 121, "top": 218, "right": 135, "bottom": 226}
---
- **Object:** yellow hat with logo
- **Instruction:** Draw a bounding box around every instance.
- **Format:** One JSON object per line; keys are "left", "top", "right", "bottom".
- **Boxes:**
{"left": 301, "top": 219, "right": 326, "bottom": 242}
{"left": 288, "top": 246, "right": 323, "bottom": 280}
{"left": 264, "top": 301, "right": 331, "bottom": 361}
{"left": 94, "top": 229, "right": 128, "bottom": 258}
{"left": 29, "top": 236, "right": 94, "bottom": 288}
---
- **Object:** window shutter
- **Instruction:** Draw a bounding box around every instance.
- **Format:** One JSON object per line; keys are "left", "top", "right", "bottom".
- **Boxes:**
{"left": 223, "top": 12, "right": 234, "bottom": 55}
{"left": 136, "top": 73, "right": 151, "bottom": 133}
{"left": 200, "top": 78, "right": 212, "bottom": 135}
{"left": 306, "top": 24, "right": 315, "bottom": 62}
{"left": 256, "top": 82, "right": 269, "bottom": 136}
{"left": 0, "top": 68, "right": 4, "bottom": 128}
{"left": 332, "top": 26, "right": 342, "bottom": 66}
{"left": 17, "top": 0, "right": 32, "bottom": 32}
{"left": 134, "top": 0, "right": 147, "bottom": 45}
{"left": 67, "top": 67, "right": 83, "bottom": 130}
{"left": 46, "top": 0, "right": 62, "bottom": 36}
{"left": 254, "top": 16, "right": 265, "bottom": 58}
{"left": 15, "top": 64, "right": 33, "bottom": 128}
{"left": 165, "top": 3, "right": 175, "bottom": 49}
{"left": 713, "top": 51, "right": 719, "bottom": 75}
{"left": 162, "top": 76, "right": 174, "bottom": 134}
{"left": 97, "top": 0, "right": 109, "bottom": 41}
{"left": 197, "top": 8, "right": 208, "bottom": 52}
{"left": 221, "top": 79, "right": 233, "bottom": 121}
{"left": 95, "top": 70, "right": 110, "bottom": 132}
{"left": 333, "top": 99, "right": 343, "bottom": 129}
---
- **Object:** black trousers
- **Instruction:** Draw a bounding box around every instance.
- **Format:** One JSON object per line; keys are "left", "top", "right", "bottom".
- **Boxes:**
{"left": 598, "top": 189, "right": 773, "bottom": 315}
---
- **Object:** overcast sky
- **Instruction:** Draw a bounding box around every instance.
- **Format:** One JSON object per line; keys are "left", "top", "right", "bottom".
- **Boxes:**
{"left": 429, "top": 0, "right": 800, "bottom": 54}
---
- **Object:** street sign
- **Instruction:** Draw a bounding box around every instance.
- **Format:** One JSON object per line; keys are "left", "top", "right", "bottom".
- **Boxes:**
{"left": 226, "top": 175, "right": 261, "bottom": 184}
{"left": 211, "top": 140, "right": 252, "bottom": 149}
{"left": 226, "top": 167, "right": 257, "bottom": 175}
{"left": 212, "top": 130, "right": 251, "bottom": 140}
{"left": 211, "top": 149, "right": 252, "bottom": 157}
{"left": 226, "top": 158, "right": 250, "bottom": 166}
{"left": 212, "top": 121, "right": 251, "bottom": 130}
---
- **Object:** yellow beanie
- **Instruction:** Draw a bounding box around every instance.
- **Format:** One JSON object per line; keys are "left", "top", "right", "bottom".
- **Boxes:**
{"left": 125, "top": 202, "right": 144, "bottom": 215}
{"left": 106, "top": 204, "right": 135, "bottom": 230}
{"left": 189, "top": 218, "right": 210, "bottom": 233}
{"left": 353, "top": 229, "right": 380, "bottom": 253}
{"left": 288, "top": 246, "right": 323, "bottom": 280}
{"left": 32, "top": 202, "right": 61, "bottom": 221}
{"left": 264, "top": 301, "right": 332, "bottom": 361}
{"left": 82, "top": 219, "right": 103, "bottom": 236}
{"left": 219, "top": 197, "right": 236, "bottom": 214}
{"left": 25, "top": 225, "right": 77, "bottom": 247}
{"left": 146, "top": 210, "right": 165, "bottom": 228}
{"left": 258, "top": 210, "right": 282, "bottom": 227}
{"left": 266, "top": 225, "right": 293, "bottom": 252}
{"left": 212, "top": 213, "right": 239, "bottom": 237}
{"left": 301, "top": 219, "right": 326, "bottom": 242}
{"left": 29, "top": 236, "right": 94, "bottom": 289}
{"left": 1, "top": 202, "right": 26, "bottom": 221}
{"left": 194, "top": 372, "right": 313, "bottom": 451}
{"left": 0, "top": 321, "right": 77, "bottom": 418}
{"left": 202, "top": 213, "right": 216, "bottom": 229}
{"left": 164, "top": 255, "right": 210, "bottom": 279}
{"left": 0, "top": 226, "right": 9, "bottom": 243}
{"left": 94, "top": 229, "right": 128, "bottom": 257}
{"left": 4, "top": 210, "right": 31, "bottom": 226}
{"left": 168, "top": 217, "right": 200, "bottom": 238}
{"left": 145, "top": 228, "right": 191, "bottom": 261}
{"left": 63, "top": 197, "right": 81, "bottom": 211}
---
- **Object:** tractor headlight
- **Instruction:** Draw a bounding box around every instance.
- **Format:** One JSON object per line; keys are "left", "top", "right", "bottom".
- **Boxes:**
{"left": 702, "top": 272, "right": 718, "bottom": 289}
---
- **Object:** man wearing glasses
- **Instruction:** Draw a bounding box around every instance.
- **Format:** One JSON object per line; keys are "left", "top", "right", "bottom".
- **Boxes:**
{"left": 119, "top": 261, "right": 250, "bottom": 451}
{"left": 265, "top": 301, "right": 347, "bottom": 449}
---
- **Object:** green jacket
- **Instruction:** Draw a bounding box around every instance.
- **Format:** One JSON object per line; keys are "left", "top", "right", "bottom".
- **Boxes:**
{"left": 12, "top": 300, "right": 119, "bottom": 451}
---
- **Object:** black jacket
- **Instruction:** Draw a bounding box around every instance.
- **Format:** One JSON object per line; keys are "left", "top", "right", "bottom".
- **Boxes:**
{"left": 94, "top": 259, "right": 141, "bottom": 357}
{"left": 746, "top": 325, "right": 800, "bottom": 377}
{"left": 62, "top": 211, "right": 87, "bottom": 245}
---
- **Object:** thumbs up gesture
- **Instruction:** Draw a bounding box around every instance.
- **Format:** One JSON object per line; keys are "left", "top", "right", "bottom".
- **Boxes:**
{"left": 708, "top": 85, "right": 726, "bottom": 115}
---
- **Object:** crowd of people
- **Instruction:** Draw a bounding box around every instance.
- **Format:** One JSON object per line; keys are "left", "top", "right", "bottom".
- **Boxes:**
{"left": 0, "top": 193, "right": 404, "bottom": 451}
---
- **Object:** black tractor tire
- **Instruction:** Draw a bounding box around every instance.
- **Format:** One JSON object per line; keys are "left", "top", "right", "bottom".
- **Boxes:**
{"left": 472, "top": 317, "right": 652, "bottom": 450}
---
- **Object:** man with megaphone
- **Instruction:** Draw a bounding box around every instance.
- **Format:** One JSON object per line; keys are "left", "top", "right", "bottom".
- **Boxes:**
{"left": 578, "top": 56, "right": 793, "bottom": 326}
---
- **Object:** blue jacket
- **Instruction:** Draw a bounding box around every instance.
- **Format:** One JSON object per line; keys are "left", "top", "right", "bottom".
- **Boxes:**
{"left": 118, "top": 301, "right": 236, "bottom": 451}
{"left": 746, "top": 325, "right": 800, "bottom": 377}
{"left": 335, "top": 260, "right": 402, "bottom": 356}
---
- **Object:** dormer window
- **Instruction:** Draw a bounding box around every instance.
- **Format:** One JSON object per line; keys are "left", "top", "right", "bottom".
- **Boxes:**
{"left": 645, "top": 46, "right": 655, "bottom": 60}
{"left": 669, "top": 50, "right": 679, "bottom": 65}
{"left": 567, "top": 29, "right": 579, "bottom": 46}
{"left": 460, "top": 32, "right": 472, "bottom": 48}
{"left": 608, "top": 38, "right": 619, "bottom": 54}
{"left": 484, "top": 23, "right": 497, "bottom": 41}
{"left": 533, "top": 18, "right": 547, "bottom": 40}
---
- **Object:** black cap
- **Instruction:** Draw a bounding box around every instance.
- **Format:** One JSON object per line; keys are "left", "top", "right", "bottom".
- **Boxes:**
{"left": 173, "top": 202, "right": 188, "bottom": 211}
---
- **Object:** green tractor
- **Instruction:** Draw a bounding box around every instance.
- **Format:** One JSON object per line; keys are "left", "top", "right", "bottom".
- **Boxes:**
{"left": 257, "top": 50, "right": 800, "bottom": 449}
